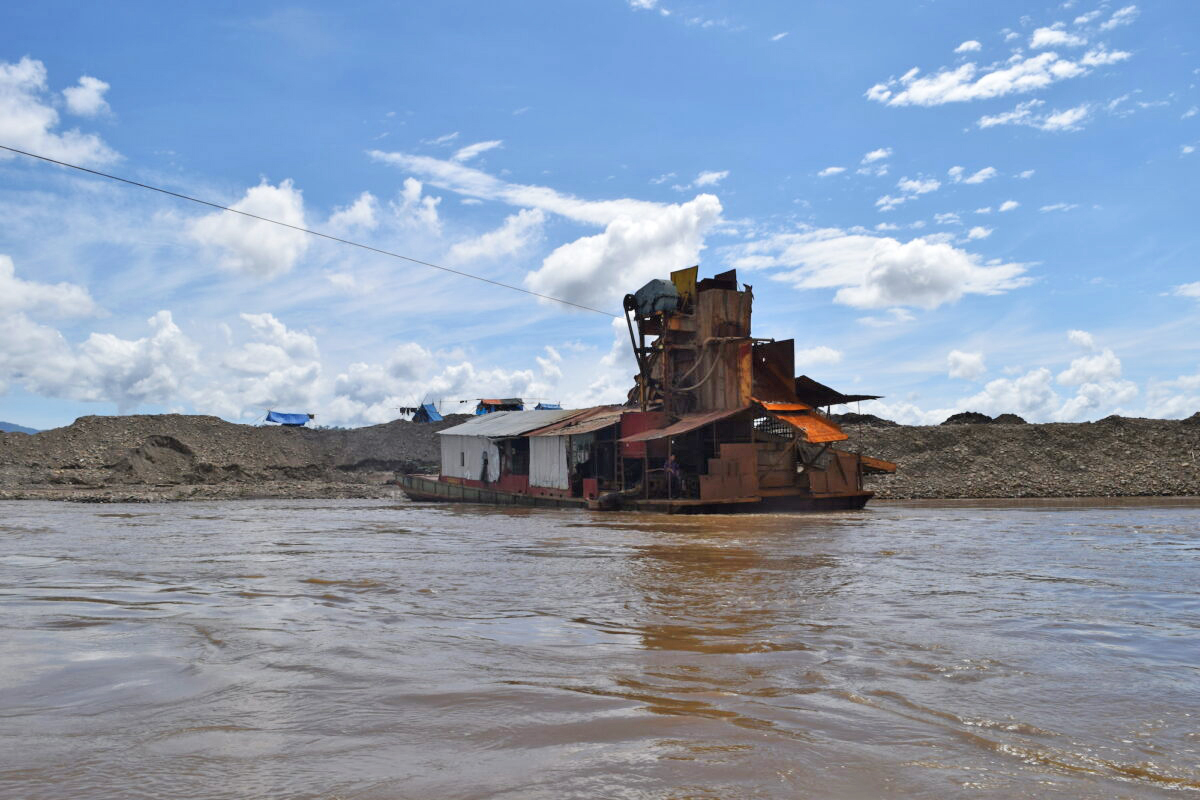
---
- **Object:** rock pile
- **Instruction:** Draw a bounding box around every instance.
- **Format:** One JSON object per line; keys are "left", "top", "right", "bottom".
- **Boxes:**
{"left": 0, "top": 414, "right": 466, "bottom": 501}
{"left": 2, "top": 412, "right": 1199, "bottom": 502}
{"left": 849, "top": 415, "right": 1200, "bottom": 499}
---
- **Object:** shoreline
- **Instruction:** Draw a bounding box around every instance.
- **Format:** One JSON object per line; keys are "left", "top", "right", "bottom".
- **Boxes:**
{"left": 2, "top": 412, "right": 1198, "bottom": 503}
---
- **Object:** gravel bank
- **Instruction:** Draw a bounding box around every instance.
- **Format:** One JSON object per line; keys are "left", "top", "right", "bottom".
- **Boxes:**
{"left": 0, "top": 414, "right": 464, "bottom": 502}
{"left": 852, "top": 415, "right": 1200, "bottom": 499}
{"left": 2, "top": 412, "right": 1198, "bottom": 502}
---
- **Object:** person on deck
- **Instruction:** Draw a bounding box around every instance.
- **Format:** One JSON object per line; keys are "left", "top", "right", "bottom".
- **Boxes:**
{"left": 666, "top": 454, "right": 683, "bottom": 497}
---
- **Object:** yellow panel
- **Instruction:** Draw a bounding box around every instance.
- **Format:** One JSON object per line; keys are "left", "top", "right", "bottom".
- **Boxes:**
{"left": 670, "top": 266, "right": 698, "bottom": 309}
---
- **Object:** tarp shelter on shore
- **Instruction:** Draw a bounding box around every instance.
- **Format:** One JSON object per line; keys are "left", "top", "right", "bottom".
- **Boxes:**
{"left": 475, "top": 398, "right": 524, "bottom": 415}
{"left": 412, "top": 403, "right": 443, "bottom": 423}
{"left": 266, "top": 411, "right": 313, "bottom": 427}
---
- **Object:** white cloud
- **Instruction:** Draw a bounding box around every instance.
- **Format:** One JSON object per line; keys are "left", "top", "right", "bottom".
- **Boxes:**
{"left": 423, "top": 131, "right": 460, "bottom": 146}
{"left": 76, "top": 311, "right": 202, "bottom": 412}
{"left": 727, "top": 228, "right": 1030, "bottom": 310}
{"left": 62, "top": 75, "right": 111, "bottom": 116}
{"left": 1074, "top": 10, "right": 1102, "bottom": 25}
{"left": 369, "top": 149, "right": 664, "bottom": 226}
{"left": 0, "top": 57, "right": 117, "bottom": 165}
{"left": 650, "top": 172, "right": 677, "bottom": 184}
{"left": 1017, "top": 169, "right": 1036, "bottom": 179}
{"left": 999, "top": 200, "right": 1020, "bottom": 211}
{"left": 0, "top": 254, "right": 98, "bottom": 318}
{"left": 866, "top": 49, "right": 1128, "bottom": 107}
{"left": 199, "top": 313, "right": 322, "bottom": 417}
{"left": 693, "top": 169, "right": 729, "bottom": 187}
{"left": 1183, "top": 106, "right": 1198, "bottom": 120}
{"left": 794, "top": 345, "right": 842, "bottom": 366}
{"left": 979, "top": 98, "right": 1092, "bottom": 131}
{"left": 935, "top": 212, "right": 962, "bottom": 225}
{"left": 770, "top": 32, "right": 789, "bottom": 42}
{"left": 1040, "top": 202, "right": 1079, "bottom": 212}
{"left": 1183, "top": 145, "right": 1196, "bottom": 156}
{"left": 628, "top": 0, "right": 658, "bottom": 9}
{"left": 1030, "top": 25, "right": 1087, "bottom": 48}
{"left": 1099, "top": 5, "right": 1139, "bottom": 30}
{"left": 326, "top": 192, "right": 379, "bottom": 232}
{"left": 861, "top": 147, "right": 892, "bottom": 163}
{"left": 875, "top": 194, "right": 909, "bottom": 211}
{"left": 1080, "top": 46, "right": 1132, "bottom": 67}
{"left": 897, "top": 176, "right": 941, "bottom": 194}
{"left": 967, "top": 226, "right": 992, "bottom": 239}
{"left": 452, "top": 139, "right": 503, "bottom": 162}
{"left": 190, "top": 179, "right": 309, "bottom": 278}
{"left": 963, "top": 166, "right": 998, "bottom": 184}
{"left": 1173, "top": 282, "right": 1200, "bottom": 299}
{"left": 954, "top": 40, "right": 982, "bottom": 53}
{"left": 817, "top": 166, "right": 846, "bottom": 177}
{"left": 391, "top": 177, "right": 442, "bottom": 234}
{"left": 948, "top": 349, "right": 986, "bottom": 380}
{"left": 525, "top": 194, "right": 722, "bottom": 310}
{"left": 1055, "top": 336, "right": 1137, "bottom": 419}
{"left": 949, "top": 330, "right": 1139, "bottom": 422}
{"left": 370, "top": 149, "right": 725, "bottom": 310}
{"left": 448, "top": 208, "right": 545, "bottom": 263}
{"left": 0, "top": 303, "right": 200, "bottom": 413}
{"left": 1067, "top": 328, "right": 1096, "bottom": 349}
{"left": 963, "top": 368, "right": 1060, "bottom": 419}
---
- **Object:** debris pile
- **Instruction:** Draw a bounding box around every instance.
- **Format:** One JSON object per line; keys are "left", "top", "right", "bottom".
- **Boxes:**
{"left": 2, "top": 412, "right": 1198, "bottom": 502}
{"left": 0, "top": 414, "right": 465, "bottom": 502}
{"left": 850, "top": 415, "right": 1200, "bottom": 499}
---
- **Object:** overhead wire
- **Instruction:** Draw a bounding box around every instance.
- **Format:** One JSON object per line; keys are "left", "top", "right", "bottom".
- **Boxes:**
{"left": 0, "top": 143, "right": 619, "bottom": 318}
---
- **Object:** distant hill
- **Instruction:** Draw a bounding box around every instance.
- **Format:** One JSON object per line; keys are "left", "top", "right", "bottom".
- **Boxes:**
{"left": 0, "top": 421, "right": 39, "bottom": 434}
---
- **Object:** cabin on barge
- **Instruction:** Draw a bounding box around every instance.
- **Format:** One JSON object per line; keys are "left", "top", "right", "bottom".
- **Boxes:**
{"left": 398, "top": 267, "right": 895, "bottom": 513}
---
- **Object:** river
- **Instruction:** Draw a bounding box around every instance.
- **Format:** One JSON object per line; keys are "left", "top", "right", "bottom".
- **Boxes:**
{"left": 0, "top": 499, "right": 1197, "bottom": 798}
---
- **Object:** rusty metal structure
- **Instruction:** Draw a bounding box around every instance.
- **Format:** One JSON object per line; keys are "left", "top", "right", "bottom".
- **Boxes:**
{"left": 398, "top": 268, "right": 896, "bottom": 513}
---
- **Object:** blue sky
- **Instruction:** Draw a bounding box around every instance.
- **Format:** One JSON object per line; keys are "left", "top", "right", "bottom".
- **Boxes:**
{"left": 1, "top": 0, "right": 1198, "bottom": 428}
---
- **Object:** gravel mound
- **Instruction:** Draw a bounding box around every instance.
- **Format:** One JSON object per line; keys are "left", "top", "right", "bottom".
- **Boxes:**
{"left": 941, "top": 411, "right": 994, "bottom": 425}
{"left": 830, "top": 412, "right": 898, "bottom": 427}
{"left": 848, "top": 416, "right": 1200, "bottom": 499}
{"left": 0, "top": 414, "right": 467, "bottom": 501}
{"left": 3, "top": 412, "right": 1199, "bottom": 502}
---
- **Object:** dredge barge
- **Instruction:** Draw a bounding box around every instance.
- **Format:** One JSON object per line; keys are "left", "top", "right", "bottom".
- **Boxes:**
{"left": 398, "top": 268, "right": 895, "bottom": 513}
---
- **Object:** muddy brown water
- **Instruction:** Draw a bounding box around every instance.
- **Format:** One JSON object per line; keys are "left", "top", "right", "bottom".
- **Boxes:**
{"left": 0, "top": 498, "right": 1197, "bottom": 799}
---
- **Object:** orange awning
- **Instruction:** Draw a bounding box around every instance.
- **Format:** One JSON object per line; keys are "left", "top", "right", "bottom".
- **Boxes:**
{"left": 755, "top": 398, "right": 848, "bottom": 444}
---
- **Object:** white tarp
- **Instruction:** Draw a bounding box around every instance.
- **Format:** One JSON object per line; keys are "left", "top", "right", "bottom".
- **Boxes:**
{"left": 440, "top": 434, "right": 500, "bottom": 482}
{"left": 530, "top": 435, "right": 569, "bottom": 489}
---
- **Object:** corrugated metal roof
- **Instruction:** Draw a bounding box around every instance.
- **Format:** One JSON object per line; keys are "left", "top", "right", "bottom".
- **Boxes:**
{"left": 527, "top": 406, "right": 625, "bottom": 437}
{"left": 619, "top": 407, "right": 749, "bottom": 443}
{"left": 437, "top": 409, "right": 578, "bottom": 438}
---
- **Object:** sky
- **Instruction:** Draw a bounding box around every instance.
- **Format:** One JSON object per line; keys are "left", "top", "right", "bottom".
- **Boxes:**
{"left": 1, "top": 0, "right": 1198, "bottom": 429}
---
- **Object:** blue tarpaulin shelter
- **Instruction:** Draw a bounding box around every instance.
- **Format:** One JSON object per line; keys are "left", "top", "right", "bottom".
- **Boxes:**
{"left": 475, "top": 398, "right": 524, "bottom": 415}
{"left": 535, "top": 402, "right": 561, "bottom": 410}
{"left": 266, "top": 411, "right": 312, "bottom": 426}
{"left": 413, "top": 403, "right": 443, "bottom": 423}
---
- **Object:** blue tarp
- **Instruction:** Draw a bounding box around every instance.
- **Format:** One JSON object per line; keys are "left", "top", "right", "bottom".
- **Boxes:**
{"left": 266, "top": 411, "right": 311, "bottom": 426}
{"left": 535, "top": 402, "right": 561, "bottom": 410}
{"left": 413, "top": 403, "right": 443, "bottom": 423}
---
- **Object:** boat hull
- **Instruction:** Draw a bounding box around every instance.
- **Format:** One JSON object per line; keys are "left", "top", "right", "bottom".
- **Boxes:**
{"left": 396, "top": 474, "right": 872, "bottom": 514}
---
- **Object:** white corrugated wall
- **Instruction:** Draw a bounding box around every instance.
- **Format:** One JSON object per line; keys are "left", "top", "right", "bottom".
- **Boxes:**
{"left": 440, "top": 434, "right": 500, "bottom": 482}
{"left": 530, "top": 436, "right": 570, "bottom": 489}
